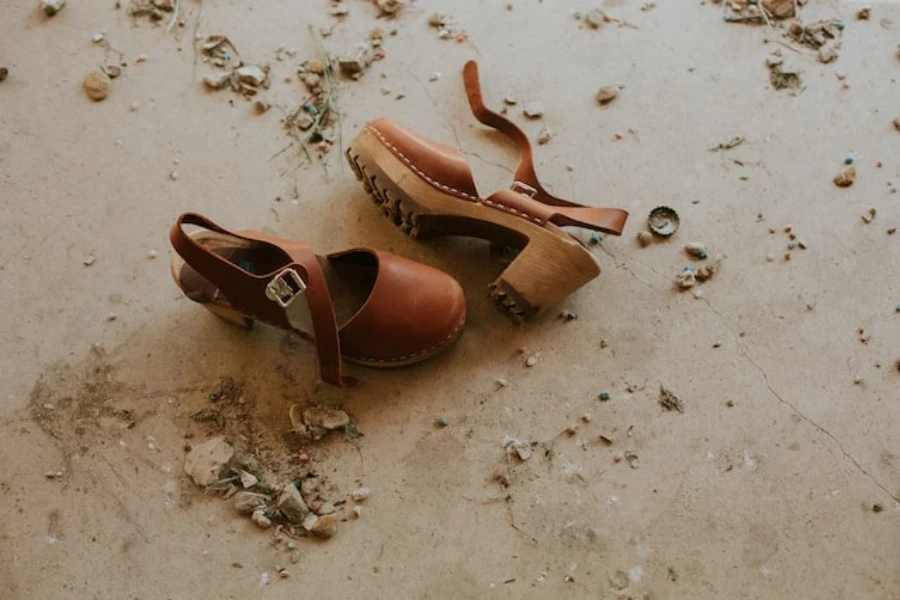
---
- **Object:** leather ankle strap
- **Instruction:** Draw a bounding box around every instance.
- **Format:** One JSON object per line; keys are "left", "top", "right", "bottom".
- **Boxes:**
{"left": 170, "top": 213, "right": 352, "bottom": 387}
{"left": 462, "top": 61, "right": 627, "bottom": 235}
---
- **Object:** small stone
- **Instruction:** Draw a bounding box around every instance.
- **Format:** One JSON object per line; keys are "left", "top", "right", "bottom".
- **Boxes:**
{"left": 307, "top": 58, "right": 325, "bottom": 75}
{"left": 92, "top": 33, "right": 105, "bottom": 44}
{"left": 129, "top": 101, "right": 140, "bottom": 112}
{"left": 893, "top": 116, "right": 900, "bottom": 132}
{"left": 536, "top": 126, "right": 553, "bottom": 145}
{"left": 239, "top": 470, "right": 258, "bottom": 489}
{"left": 136, "top": 54, "right": 148, "bottom": 64}
{"left": 290, "top": 550, "right": 300, "bottom": 564}
{"left": 584, "top": 9, "right": 605, "bottom": 29}
{"left": 41, "top": 0, "right": 65, "bottom": 16}
{"left": 351, "top": 487, "right": 370, "bottom": 502}
{"left": 495, "top": 378, "right": 508, "bottom": 387}
{"left": 817, "top": 47, "right": 837, "bottom": 64}
{"left": 169, "top": 170, "right": 178, "bottom": 181}
{"left": 83, "top": 256, "right": 96, "bottom": 266}
{"left": 502, "top": 436, "right": 532, "bottom": 461}
{"left": 523, "top": 101, "right": 544, "bottom": 119}
{"left": 675, "top": 270, "right": 697, "bottom": 289}
{"left": 0, "top": 68, "right": 7, "bottom": 82}
{"left": 856, "top": 7, "right": 871, "bottom": 20}
{"left": 233, "top": 491, "right": 268, "bottom": 515}
{"left": 375, "top": 0, "right": 404, "bottom": 17}
{"left": 234, "top": 65, "right": 267, "bottom": 87}
{"left": 853, "top": 376, "right": 862, "bottom": 385}
{"left": 637, "top": 231, "right": 653, "bottom": 247}
{"left": 106, "top": 312, "right": 118, "bottom": 321}
{"left": 428, "top": 72, "right": 441, "bottom": 82}
{"left": 254, "top": 101, "right": 269, "bottom": 115}
{"left": 599, "top": 392, "right": 611, "bottom": 401}
{"left": 582, "top": 413, "right": 592, "bottom": 423}
{"left": 278, "top": 569, "right": 290, "bottom": 579}
{"left": 692, "top": 288, "right": 704, "bottom": 299}
{"left": 277, "top": 484, "right": 310, "bottom": 524}
{"left": 833, "top": 165, "right": 855, "bottom": 187}
{"left": 251, "top": 508, "right": 272, "bottom": 529}
{"left": 659, "top": 386, "right": 684, "bottom": 413}
{"left": 761, "top": 0, "right": 795, "bottom": 19}
{"left": 503, "top": 94, "right": 517, "bottom": 105}
{"left": 561, "top": 310, "right": 577, "bottom": 321}
{"left": 184, "top": 436, "right": 234, "bottom": 487}
{"left": 83, "top": 70, "right": 111, "bottom": 101}
{"left": 435, "top": 416, "right": 450, "bottom": 428}
{"left": 684, "top": 242, "right": 707, "bottom": 257}
{"left": 596, "top": 85, "right": 619, "bottom": 105}
{"left": 304, "top": 514, "right": 338, "bottom": 538}
{"left": 427, "top": 13, "right": 445, "bottom": 28}
{"left": 525, "top": 356, "right": 538, "bottom": 367}
{"left": 353, "top": 505, "right": 362, "bottom": 519}
{"left": 202, "top": 71, "right": 232, "bottom": 89}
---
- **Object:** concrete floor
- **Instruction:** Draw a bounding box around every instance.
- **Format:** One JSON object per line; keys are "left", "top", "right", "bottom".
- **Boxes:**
{"left": 2, "top": 0, "right": 899, "bottom": 597}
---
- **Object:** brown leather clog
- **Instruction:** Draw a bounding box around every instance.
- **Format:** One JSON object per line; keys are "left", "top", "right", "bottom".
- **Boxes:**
{"left": 169, "top": 213, "right": 466, "bottom": 386}
{"left": 346, "top": 61, "right": 629, "bottom": 321}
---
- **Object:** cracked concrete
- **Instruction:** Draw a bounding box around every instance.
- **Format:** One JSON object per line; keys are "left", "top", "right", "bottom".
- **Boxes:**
{"left": 2, "top": 0, "right": 899, "bottom": 598}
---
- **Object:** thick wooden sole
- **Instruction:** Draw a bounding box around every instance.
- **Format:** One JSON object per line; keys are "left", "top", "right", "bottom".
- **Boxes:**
{"left": 346, "top": 126, "right": 601, "bottom": 320}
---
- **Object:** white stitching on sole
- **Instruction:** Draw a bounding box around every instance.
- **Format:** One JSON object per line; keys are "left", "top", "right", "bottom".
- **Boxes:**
{"left": 366, "top": 126, "right": 546, "bottom": 226}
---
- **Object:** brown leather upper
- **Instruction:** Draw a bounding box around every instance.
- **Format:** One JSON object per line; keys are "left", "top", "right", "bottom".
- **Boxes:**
{"left": 170, "top": 213, "right": 466, "bottom": 387}
{"left": 366, "top": 118, "right": 479, "bottom": 201}
{"left": 366, "top": 61, "right": 630, "bottom": 236}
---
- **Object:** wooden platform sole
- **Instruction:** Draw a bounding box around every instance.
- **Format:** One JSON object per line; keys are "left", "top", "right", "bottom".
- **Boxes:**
{"left": 346, "top": 126, "right": 601, "bottom": 320}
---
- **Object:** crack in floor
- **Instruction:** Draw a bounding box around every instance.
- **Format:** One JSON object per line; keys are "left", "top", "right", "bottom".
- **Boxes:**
{"left": 594, "top": 244, "right": 897, "bottom": 503}
{"left": 701, "top": 297, "right": 900, "bottom": 504}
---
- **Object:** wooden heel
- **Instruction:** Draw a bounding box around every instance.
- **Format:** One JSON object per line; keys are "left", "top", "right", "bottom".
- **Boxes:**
{"left": 490, "top": 238, "right": 600, "bottom": 320}
{"left": 202, "top": 303, "right": 254, "bottom": 330}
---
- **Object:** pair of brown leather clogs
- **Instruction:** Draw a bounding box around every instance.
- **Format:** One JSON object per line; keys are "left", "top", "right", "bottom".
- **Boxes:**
{"left": 170, "top": 61, "right": 628, "bottom": 386}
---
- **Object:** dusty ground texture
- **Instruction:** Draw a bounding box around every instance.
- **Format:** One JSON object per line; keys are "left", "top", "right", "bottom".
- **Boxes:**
{"left": 2, "top": 0, "right": 900, "bottom": 598}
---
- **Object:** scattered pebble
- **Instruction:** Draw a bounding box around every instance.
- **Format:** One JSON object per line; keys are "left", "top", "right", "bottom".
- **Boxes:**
{"left": 861, "top": 207, "right": 876, "bottom": 224}
{"left": 435, "top": 416, "right": 450, "bottom": 428}
{"left": 251, "top": 508, "right": 272, "bottom": 529}
{"left": 41, "top": 0, "right": 65, "bottom": 17}
{"left": 692, "top": 288, "right": 704, "bottom": 299}
{"left": 637, "top": 230, "right": 653, "bottom": 247}
{"left": 427, "top": 12, "right": 446, "bottom": 28}
{"left": 675, "top": 270, "right": 697, "bottom": 289}
{"left": 106, "top": 312, "right": 118, "bottom": 321}
{"left": 596, "top": 85, "right": 619, "bottom": 105}
{"left": 523, "top": 101, "right": 544, "bottom": 119}
{"left": 374, "top": 0, "right": 404, "bottom": 17}
{"left": 169, "top": 170, "right": 178, "bottom": 181}
{"left": 536, "top": 126, "right": 553, "bottom": 145}
{"left": 856, "top": 7, "right": 871, "bottom": 20}
{"left": 503, "top": 94, "right": 517, "bottom": 105}
{"left": 305, "top": 514, "right": 338, "bottom": 538}
{"left": 584, "top": 9, "right": 605, "bottom": 29}
{"left": 599, "top": 392, "right": 611, "bottom": 401}
{"left": 351, "top": 487, "right": 370, "bottom": 502}
{"left": 0, "top": 67, "right": 7, "bottom": 83}
{"left": 762, "top": 0, "right": 795, "bottom": 19}
{"left": 893, "top": 116, "right": 900, "bottom": 132}
{"left": 428, "top": 72, "right": 441, "bottom": 82}
{"left": 495, "top": 378, "right": 509, "bottom": 387}
{"left": 83, "top": 256, "right": 96, "bottom": 266}
{"left": 525, "top": 356, "right": 538, "bottom": 368}
{"left": 83, "top": 70, "right": 111, "bottom": 101}
{"left": 129, "top": 100, "right": 140, "bottom": 112}
{"left": 817, "top": 47, "right": 837, "bottom": 64}
{"left": 183, "top": 436, "right": 235, "bottom": 487}
{"left": 560, "top": 310, "right": 577, "bottom": 321}
{"left": 92, "top": 33, "right": 105, "bottom": 44}
{"left": 833, "top": 165, "right": 856, "bottom": 187}
{"left": 136, "top": 54, "right": 148, "bottom": 64}
{"left": 502, "top": 436, "right": 532, "bottom": 461}
{"left": 659, "top": 386, "right": 684, "bottom": 413}
{"left": 684, "top": 242, "right": 706, "bottom": 258}
{"left": 203, "top": 71, "right": 232, "bottom": 90}
{"left": 352, "top": 505, "right": 362, "bottom": 519}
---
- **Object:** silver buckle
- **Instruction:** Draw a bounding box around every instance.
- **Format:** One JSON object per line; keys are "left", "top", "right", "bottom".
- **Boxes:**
{"left": 510, "top": 181, "right": 537, "bottom": 198}
{"left": 265, "top": 268, "right": 306, "bottom": 308}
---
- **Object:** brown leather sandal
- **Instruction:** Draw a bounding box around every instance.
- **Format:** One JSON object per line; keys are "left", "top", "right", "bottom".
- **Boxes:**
{"left": 346, "top": 61, "right": 629, "bottom": 320}
{"left": 169, "top": 213, "right": 466, "bottom": 386}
